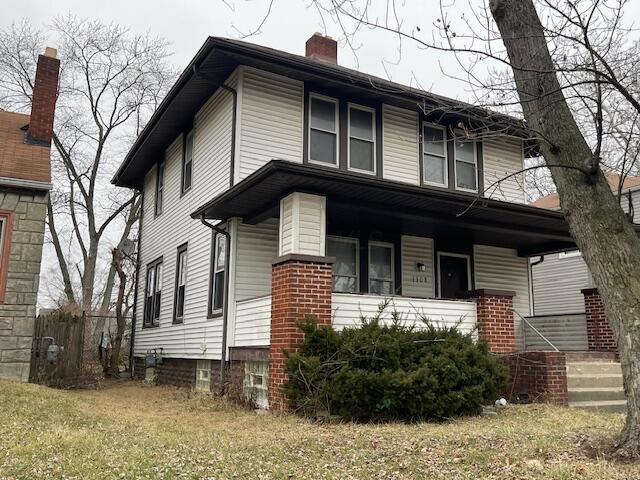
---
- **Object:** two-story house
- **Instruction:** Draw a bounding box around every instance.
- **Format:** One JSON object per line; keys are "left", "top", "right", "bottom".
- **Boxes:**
{"left": 113, "top": 34, "right": 579, "bottom": 409}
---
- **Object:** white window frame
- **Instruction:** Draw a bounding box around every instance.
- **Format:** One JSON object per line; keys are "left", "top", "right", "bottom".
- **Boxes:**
{"left": 368, "top": 241, "right": 395, "bottom": 295}
{"left": 182, "top": 129, "right": 195, "bottom": 194}
{"left": 155, "top": 160, "right": 165, "bottom": 217}
{"left": 327, "top": 235, "right": 360, "bottom": 293}
{"left": 210, "top": 233, "right": 226, "bottom": 315}
{"left": 422, "top": 122, "right": 449, "bottom": 188}
{"left": 436, "top": 252, "right": 472, "bottom": 298}
{"left": 347, "top": 103, "right": 377, "bottom": 175}
{"left": 453, "top": 134, "right": 479, "bottom": 193}
{"left": 558, "top": 250, "right": 582, "bottom": 260}
{"left": 173, "top": 245, "right": 188, "bottom": 323}
{"left": 308, "top": 93, "right": 339, "bottom": 167}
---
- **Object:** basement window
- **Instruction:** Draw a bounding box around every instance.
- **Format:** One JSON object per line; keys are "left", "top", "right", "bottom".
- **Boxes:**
{"left": 244, "top": 361, "right": 268, "bottom": 409}
{"left": 195, "top": 360, "right": 211, "bottom": 392}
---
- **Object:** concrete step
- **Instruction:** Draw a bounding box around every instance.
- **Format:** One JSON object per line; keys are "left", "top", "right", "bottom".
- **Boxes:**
{"left": 567, "top": 373, "right": 624, "bottom": 389}
{"left": 568, "top": 387, "right": 626, "bottom": 403}
{"left": 565, "top": 352, "right": 617, "bottom": 362}
{"left": 569, "top": 399, "right": 627, "bottom": 413}
{"left": 567, "top": 362, "right": 623, "bottom": 376}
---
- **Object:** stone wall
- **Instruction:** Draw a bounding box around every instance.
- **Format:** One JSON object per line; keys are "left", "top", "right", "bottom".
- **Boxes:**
{"left": 0, "top": 189, "right": 47, "bottom": 382}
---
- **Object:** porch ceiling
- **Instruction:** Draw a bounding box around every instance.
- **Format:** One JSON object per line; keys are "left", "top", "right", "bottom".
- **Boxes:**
{"left": 191, "top": 160, "right": 627, "bottom": 256}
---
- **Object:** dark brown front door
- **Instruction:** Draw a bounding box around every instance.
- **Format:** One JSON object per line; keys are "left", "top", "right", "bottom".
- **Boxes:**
{"left": 439, "top": 254, "right": 470, "bottom": 299}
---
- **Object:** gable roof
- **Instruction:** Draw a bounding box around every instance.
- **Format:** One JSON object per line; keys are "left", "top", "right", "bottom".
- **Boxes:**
{"left": 113, "top": 36, "right": 535, "bottom": 189}
{"left": 530, "top": 173, "right": 640, "bottom": 210}
{"left": 0, "top": 110, "right": 52, "bottom": 188}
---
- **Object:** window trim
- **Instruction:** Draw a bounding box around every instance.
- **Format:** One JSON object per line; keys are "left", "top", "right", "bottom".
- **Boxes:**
{"left": 208, "top": 232, "right": 227, "bottom": 318}
{"left": 143, "top": 256, "right": 163, "bottom": 328}
{"left": 181, "top": 129, "right": 195, "bottom": 195}
{"left": 421, "top": 122, "right": 449, "bottom": 188}
{"left": 347, "top": 103, "right": 377, "bottom": 175}
{"left": 308, "top": 93, "right": 340, "bottom": 168}
{"left": 0, "top": 211, "right": 13, "bottom": 304}
{"left": 368, "top": 240, "right": 395, "bottom": 295}
{"left": 327, "top": 235, "right": 360, "bottom": 293}
{"left": 453, "top": 134, "right": 479, "bottom": 193}
{"left": 558, "top": 250, "right": 582, "bottom": 260}
{"left": 173, "top": 243, "right": 188, "bottom": 324}
{"left": 155, "top": 160, "right": 165, "bottom": 217}
{"left": 436, "top": 251, "right": 472, "bottom": 299}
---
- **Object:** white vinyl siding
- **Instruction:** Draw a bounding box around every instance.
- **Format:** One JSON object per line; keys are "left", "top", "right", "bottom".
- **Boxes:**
{"left": 278, "top": 192, "right": 326, "bottom": 256}
{"left": 523, "top": 313, "right": 588, "bottom": 351}
{"left": 401, "top": 235, "right": 434, "bottom": 298}
{"left": 234, "top": 218, "right": 279, "bottom": 301}
{"left": 237, "top": 67, "right": 303, "bottom": 181}
{"left": 531, "top": 252, "right": 592, "bottom": 315}
{"left": 278, "top": 195, "right": 294, "bottom": 256}
{"left": 134, "top": 75, "right": 236, "bottom": 360}
{"left": 483, "top": 137, "right": 526, "bottom": 203}
{"left": 235, "top": 295, "right": 271, "bottom": 347}
{"left": 382, "top": 105, "right": 419, "bottom": 185}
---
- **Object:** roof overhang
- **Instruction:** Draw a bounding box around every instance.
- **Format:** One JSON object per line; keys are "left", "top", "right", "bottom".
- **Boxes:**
{"left": 113, "top": 37, "right": 537, "bottom": 189}
{"left": 191, "top": 160, "right": 591, "bottom": 256}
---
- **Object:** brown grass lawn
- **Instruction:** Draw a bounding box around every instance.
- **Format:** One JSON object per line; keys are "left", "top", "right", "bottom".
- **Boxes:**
{"left": 0, "top": 379, "right": 638, "bottom": 479}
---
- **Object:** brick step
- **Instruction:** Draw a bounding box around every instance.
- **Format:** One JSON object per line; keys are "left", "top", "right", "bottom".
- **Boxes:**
{"left": 566, "top": 373, "right": 624, "bottom": 389}
{"left": 569, "top": 399, "right": 627, "bottom": 413}
{"left": 567, "top": 362, "right": 623, "bottom": 376}
{"left": 568, "top": 387, "right": 626, "bottom": 403}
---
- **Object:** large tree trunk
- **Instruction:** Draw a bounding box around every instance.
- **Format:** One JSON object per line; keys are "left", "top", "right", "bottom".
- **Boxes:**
{"left": 108, "top": 248, "right": 127, "bottom": 377}
{"left": 490, "top": 0, "right": 640, "bottom": 457}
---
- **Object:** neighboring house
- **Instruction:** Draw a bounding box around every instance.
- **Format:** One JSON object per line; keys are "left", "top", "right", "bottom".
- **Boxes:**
{"left": 113, "top": 34, "right": 580, "bottom": 409}
{"left": 0, "top": 49, "right": 59, "bottom": 381}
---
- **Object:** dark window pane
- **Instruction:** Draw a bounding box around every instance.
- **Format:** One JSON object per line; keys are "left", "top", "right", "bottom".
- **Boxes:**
{"left": 369, "top": 279, "right": 393, "bottom": 295}
{"left": 310, "top": 129, "right": 337, "bottom": 164}
{"left": 183, "top": 161, "right": 192, "bottom": 191}
{"left": 213, "top": 271, "right": 224, "bottom": 310}
{"left": 423, "top": 126, "right": 445, "bottom": 155}
{"left": 456, "top": 160, "right": 477, "bottom": 190}
{"left": 327, "top": 239, "right": 357, "bottom": 276}
{"left": 176, "top": 286, "right": 185, "bottom": 318}
{"left": 310, "top": 98, "right": 336, "bottom": 131}
{"left": 370, "top": 245, "right": 392, "bottom": 279}
{"left": 350, "top": 138, "right": 374, "bottom": 171}
{"left": 424, "top": 154, "right": 446, "bottom": 185}
{"left": 333, "top": 276, "right": 357, "bottom": 293}
{"left": 456, "top": 140, "right": 475, "bottom": 163}
{"left": 153, "top": 292, "right": 161, "bottom": 322}
{"left": 350, "top": 108, "right": 373, "bottom": 140}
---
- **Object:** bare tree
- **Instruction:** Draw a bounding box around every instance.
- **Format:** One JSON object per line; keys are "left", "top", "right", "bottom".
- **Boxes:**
{"left": 0, "top": 17, "right": 173, "bottom": 314}
{"left": 298, "top": 0, "right": 640, "bottom": 456}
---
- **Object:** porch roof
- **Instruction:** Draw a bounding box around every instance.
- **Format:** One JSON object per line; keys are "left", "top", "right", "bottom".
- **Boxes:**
{"left": 192, "top": 160, "right": 583, "bottom": 256}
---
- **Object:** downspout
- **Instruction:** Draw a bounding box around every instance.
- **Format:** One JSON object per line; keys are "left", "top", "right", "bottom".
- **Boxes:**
{"left": 200, "top": 215, "right": 231, "bottom": 393}
{"left": 129, "top": 189, "right": 145, "bottom": 378}
{"left": 528, "top": 255, "right": 544, "bottom": 318}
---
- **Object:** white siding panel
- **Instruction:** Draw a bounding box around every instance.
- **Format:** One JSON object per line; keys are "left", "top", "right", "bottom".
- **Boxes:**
{"left": 531, "top": 253, "right": 591, "bottom": 315}
{"left": 523, "top": 313, "right": 588, "bottom": 351}
{"left": 382, "top": 105, "right": 419, "bottom": 185}
{"left": 235, "top": 295, "right": 271, "bottom": 346}
{"left": 134, "top": 80, "right": 235, "bottom": 360}
{"left": 278, "top": 195, "right": 294, "bottom": 255}
{"left": 332, "top": 294, "right": 477, "bottom": 334}
{"left": 401, "top": 235, "right": 434, "bottom": 298}
{"left": 235, "top": 219, "right": 279, "bottom": 301}
{"left": 278, "top": 192, "right": 325, "bottom": 256}
{"left": 238, "top": 67, "right": 303, "bottom": 180}
{"left": 483, "top": 137, "right": 525, "bottom": 203}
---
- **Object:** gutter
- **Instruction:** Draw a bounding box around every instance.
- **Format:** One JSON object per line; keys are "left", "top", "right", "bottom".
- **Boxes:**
{"left": 129, "top": 190, "right": 144, "bottom": 378}
{"left": 0, "top": 177, "right": 53, "bottom": 191}
{"left": 200, "top": 215, "right": 231, "bottom": 393}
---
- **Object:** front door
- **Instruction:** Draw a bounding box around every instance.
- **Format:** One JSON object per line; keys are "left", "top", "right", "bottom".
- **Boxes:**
{"left": 439, "top": 254, "right": 470, "bottom": 299}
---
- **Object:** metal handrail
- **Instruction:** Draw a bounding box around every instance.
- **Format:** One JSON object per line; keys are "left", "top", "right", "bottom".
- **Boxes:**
{"left": 515, "top": 310, "right": 560, "bottom": 352}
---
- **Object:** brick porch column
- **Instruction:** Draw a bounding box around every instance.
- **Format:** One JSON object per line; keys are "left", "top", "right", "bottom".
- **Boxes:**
{"left": 581, "top": 288, "right": 618, "bottom": 355}
{"left": 469, "top": 289, "right": 516, "bottom": 353}
{"left": 269, "top": 254, "right": 334, "bottom": 411}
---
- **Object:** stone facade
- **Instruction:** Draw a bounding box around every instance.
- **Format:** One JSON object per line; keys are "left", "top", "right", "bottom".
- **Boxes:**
{"left": 0, "top": 189, "right": 47, "bottom": 381}
{"left": 470, "top": 289, "right": 516, "bottom": 353}
{"left": 581, "top": 288, "right": 618, "bottom": 355}
{"left": 502, "top": 351, "right": 569, "bottom": 406}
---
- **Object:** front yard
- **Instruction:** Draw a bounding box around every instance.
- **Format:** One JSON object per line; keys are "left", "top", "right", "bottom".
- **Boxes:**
{"left": 0, "top": 380, "right": 636, "bottom": 479}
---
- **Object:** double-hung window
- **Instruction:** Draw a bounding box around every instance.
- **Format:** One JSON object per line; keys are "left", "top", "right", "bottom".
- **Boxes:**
{"left": 327, "top": 236, "right": 359, "bottom": 293}
{"left": 368, "top": 242, "right": 394, "bottom": 295}
{"left": 309, "top": 94, "right": 339, "bottom": 166}
{"left": 423, "top": 124, "right": 448, "bottom": 187}
{"left": 348, "top": 104, "right": 376, "bottom": 173}
{"left": 182, "top": 130, "right": 194, "bottom": 194}
{"left": 173, "top": 244, "right": 188, "bottom": 323}
{"left": 144, "top": 258, "right": 163, "bottom": 327}
{"left": 155, "top": 161, "right": 165, "bottom": 216}
{"left": 209, "top": 233, "right": 227, "bottom": 315}
{"left": 454, "top": 136, "right": 478, "bottom": 192}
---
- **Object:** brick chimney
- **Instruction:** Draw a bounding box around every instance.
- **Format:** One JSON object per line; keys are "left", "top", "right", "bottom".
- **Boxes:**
{"left": 28, "top": 47, "right": 60, "bottom": 145}
{"left": 305, "top": 33, "right": 337, "bottom": 64}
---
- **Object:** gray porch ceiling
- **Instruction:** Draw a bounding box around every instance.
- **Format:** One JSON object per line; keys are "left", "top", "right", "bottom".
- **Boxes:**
{"left": 191, "top": 160, "right": 591, "bottom": 256}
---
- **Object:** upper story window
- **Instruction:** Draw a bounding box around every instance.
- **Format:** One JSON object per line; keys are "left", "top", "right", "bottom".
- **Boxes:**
{"left": 348, "top": 104, "right": 376, "bottom": 174}
{"left": 155, "top": 161, "right": 165, "bottom": 216}
{"left": 454, "top": 137, "right": 478, "bottom": 192}
{"left": 144, "top": 258, "right": 163, "bottom": 328}
{"left": 309, "top": 94, "right": 339, "bottom": 166}
{"left": 209, "top": 233, "right": 227, "bottom": 315}
{"left": 182, "top": 130, "right": 194, "bottom": 194}
{"left": 173, "top": 244, "right": 188, "bottom": 323}
{"left": 423, "top": 124, "right": 448, "bottom": 187}
{"left": 369, "top": 241, "right": 394, "bottom": 295}
{"left": 327, "top": 236, "right": 359, "bottom": 293}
